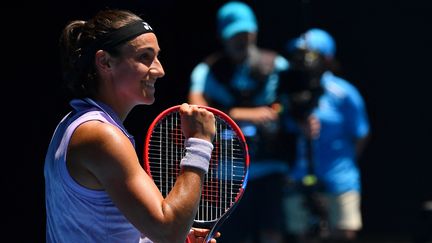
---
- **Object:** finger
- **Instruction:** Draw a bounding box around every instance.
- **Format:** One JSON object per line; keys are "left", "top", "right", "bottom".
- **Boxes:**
{"left": 191, "top": 228, "right": 209, "bottom": 236}
{"left": 190, "top": 105, "right": 206, "bottom": 116}
{"left": 180, "top": 103, "right": 190, "bottom": 114}
{"left": 195, "top": 236, "right": 205, "bottom": 243}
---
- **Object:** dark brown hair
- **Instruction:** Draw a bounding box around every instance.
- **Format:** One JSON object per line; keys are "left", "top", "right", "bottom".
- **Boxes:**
{"left": 59, "top": 9, "right": 142, "bottom": 98}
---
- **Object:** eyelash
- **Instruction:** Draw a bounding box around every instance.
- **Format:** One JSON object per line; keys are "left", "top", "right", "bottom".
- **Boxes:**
{"left": 138, "top": 51, "right": 161, "bottom": 66}
{"left": 140, "top": 53, "right": 152, "bottom": 60}
{"left": 140, "top": 53, "right": 162, "bottom": 61}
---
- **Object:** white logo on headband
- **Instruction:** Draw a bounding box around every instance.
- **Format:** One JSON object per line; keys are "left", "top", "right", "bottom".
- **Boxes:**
{"left": 142, "top": 22, "right": 153, "bottom": 31}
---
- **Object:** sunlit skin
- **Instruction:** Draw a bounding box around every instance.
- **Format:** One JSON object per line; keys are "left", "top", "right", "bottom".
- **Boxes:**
{"left": 67, "top": 32, "right": 218, "bottom": 243}
{"left": 187, "top": 228, "right": 220, "bottom": 243}
{"left": 94, "top": 33, "right": 165, "bottom": 121}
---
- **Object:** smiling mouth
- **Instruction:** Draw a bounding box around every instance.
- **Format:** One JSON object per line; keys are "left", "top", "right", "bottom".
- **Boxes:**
{"left": 143, "top": 81, "right": 155, "bottom": 88}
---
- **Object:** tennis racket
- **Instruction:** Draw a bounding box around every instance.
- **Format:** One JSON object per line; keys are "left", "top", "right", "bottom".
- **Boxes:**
{"left": 143, "top": 105, "right": 249, "bottom": 243}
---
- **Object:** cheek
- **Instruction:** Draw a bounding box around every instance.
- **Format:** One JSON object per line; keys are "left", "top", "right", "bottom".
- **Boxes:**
{"left": 115, "top": 63, "right": 147, "bottom": 82}
{"left": 130, "top": 63, "right": 150, "bottom": 78}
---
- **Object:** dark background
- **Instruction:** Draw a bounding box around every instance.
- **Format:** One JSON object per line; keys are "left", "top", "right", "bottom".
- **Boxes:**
{"left": 3, "top": 0, "right": 432, "bottom": 241}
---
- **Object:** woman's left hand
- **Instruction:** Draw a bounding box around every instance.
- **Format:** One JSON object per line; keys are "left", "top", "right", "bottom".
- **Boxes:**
{"left": 186, "top": 227, "right": 221, "bottom": 243}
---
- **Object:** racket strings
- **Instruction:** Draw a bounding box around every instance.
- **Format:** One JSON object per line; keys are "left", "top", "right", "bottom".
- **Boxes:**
{"left": 147, "top": 112, "right": 183, "bottom": 196}
{"left": 147, "top": 112, "right": 247, "bottom": 223}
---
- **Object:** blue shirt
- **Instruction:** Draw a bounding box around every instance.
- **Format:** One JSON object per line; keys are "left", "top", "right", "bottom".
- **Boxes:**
{"left": 285, "top": 72, "right": 370, "bottom": 193}
{"left": 190, "top": 54, "right": 291, "bottom": 179}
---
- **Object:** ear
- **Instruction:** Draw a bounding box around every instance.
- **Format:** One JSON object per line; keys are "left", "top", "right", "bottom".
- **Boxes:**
{"left": 94, "top": 50, "right": 112, "bottom": 73}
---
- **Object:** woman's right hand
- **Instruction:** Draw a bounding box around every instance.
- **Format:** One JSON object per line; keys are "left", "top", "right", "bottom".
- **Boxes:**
{"left": 179, "top": 103, "right": 216, "bottom": 143}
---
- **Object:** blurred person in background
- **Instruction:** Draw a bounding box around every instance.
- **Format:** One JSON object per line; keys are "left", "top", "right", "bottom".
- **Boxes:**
{"left": 280, "top": 28, "right": 370, "bottom": 243}
{"left": 188, "top": 1, "right": 292, "bottom": 243}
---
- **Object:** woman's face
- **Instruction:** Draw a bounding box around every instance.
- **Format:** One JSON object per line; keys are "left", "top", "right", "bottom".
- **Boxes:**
{"left": 109, "top": 33, "right": 165, "bottom": 105}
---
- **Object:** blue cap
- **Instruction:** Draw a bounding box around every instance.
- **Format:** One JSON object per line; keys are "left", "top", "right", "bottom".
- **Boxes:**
{"left": 217, "top": 1, "right": 258, "bottom": 40}
{"left": 288, "top": 28, "right": 336, "bottom": 57}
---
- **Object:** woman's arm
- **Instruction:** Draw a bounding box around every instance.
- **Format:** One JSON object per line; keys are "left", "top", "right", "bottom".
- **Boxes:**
{"left": 67, "top": 105, "right": 215, "bottom": 243}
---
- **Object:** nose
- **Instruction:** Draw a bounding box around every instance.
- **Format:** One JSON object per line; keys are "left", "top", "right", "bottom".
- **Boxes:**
{"left": 149, "top": 58, "right": 165, "bottom": 78}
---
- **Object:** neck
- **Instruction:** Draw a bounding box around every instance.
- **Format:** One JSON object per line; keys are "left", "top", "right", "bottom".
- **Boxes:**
{"left": 92, "top": 94, "right": 133, "bottom": 122}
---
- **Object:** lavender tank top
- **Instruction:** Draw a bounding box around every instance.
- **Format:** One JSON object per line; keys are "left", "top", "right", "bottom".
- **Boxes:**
{"left": 44, "top": 98, "right": 151, "bottom": 243}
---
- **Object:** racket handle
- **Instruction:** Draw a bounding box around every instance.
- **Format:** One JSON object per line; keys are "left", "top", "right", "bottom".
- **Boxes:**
{"left": 203, "top": 229, "right": 217, "bottom": 243}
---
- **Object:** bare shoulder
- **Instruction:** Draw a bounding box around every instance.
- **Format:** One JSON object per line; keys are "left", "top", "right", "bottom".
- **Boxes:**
{"left": 68, "top": 120, "right": 140, "bottom": 188}
{"left": 71, "top": 120, "right": 127, "bottom": 148}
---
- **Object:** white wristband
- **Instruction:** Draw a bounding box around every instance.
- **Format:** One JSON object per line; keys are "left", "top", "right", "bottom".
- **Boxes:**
{"left": 180, "top": 137, "right": 214, "bottom": 173}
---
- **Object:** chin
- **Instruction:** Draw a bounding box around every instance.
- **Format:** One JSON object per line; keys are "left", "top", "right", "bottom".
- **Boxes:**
{"left": 141, "top": 97, "right": 155, "bottom": 105}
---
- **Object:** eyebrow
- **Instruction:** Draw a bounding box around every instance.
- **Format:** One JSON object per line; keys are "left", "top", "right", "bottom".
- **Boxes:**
{"left": 136, "top": 46, "right": 160, "bottom": 55}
